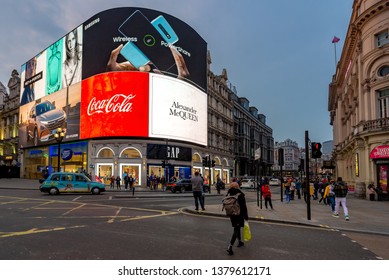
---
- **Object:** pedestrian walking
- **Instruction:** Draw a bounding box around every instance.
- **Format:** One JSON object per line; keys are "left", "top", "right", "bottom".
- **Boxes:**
{"left": 116, "top": 175, "right": 121, "bottom": 190}
{"left": 375, "top": 185, "right": 383, "bottom": 201}
{"left": 225, "top": 178, "right": 248, "bottom": 256}
{"left": 261, "top": 178, "right": 273, "bottom": 210}
{"left": 367, "top": 183, "right": 375, "bottom": 201}
{"left": 332, "top": 177, "right": 350, "bottom": 221}
{"left": 290, "top": 179, "right": 296, "bottom": 200}
{"left": 216, "top": 175, "right": 223, "bottom": 194}
{"left": 296, "top": 179, "right": 302, "bottom": 199}
{"left": 110, "top": 175, "right": 115, "bottom": 189}
{"left": 191, "top": 171, "right": 205, "bottom": 211}
{"left": 284, "top": 180, "right": 291, "bottom": 203}
{"left": 323, "top": 180, "right": 336, "bottom": 213}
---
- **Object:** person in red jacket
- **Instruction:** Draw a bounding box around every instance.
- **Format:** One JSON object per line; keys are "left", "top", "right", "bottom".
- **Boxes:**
{"left": 261, "top": 178, "right": 273, "bottom": 210}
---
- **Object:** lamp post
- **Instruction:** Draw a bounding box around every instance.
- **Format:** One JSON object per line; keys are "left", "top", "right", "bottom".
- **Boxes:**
{"left": 54, "top": 128, "right": 65, "bottom": 172}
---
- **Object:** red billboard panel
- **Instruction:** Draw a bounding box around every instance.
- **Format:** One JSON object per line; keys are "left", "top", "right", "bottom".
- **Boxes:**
{"left": 80, "top": 72, "right": 149, "bottom": 139}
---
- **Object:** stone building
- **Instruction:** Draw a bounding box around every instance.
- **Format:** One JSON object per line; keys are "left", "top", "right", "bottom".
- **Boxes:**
{"left": 329, "top": 0, "right": 389, "bottom": 198}
{"left": 0, "top": 70, "right": 21, "bottom": 176}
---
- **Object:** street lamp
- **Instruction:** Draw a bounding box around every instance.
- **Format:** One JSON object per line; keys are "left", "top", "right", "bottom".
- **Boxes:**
{"left": 54, "top": 128, "right": 65, "bottom": 172}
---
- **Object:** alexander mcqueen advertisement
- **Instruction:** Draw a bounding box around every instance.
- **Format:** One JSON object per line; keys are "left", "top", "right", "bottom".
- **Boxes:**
{"left": 19, "top": 7, "right": 208, "bottom": 148}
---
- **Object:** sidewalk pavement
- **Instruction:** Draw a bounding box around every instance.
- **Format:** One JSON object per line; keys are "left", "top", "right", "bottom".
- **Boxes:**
{"left": 1, "top": 178, "right": 389, "bottom": 236}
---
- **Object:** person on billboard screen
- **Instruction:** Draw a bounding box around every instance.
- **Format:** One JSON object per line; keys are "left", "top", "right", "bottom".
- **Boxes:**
{"left": 62, "top": 28, "right": 82, "bottom": 87}
{"left": 20, "top": 57, "right": 37, "bottom": 105}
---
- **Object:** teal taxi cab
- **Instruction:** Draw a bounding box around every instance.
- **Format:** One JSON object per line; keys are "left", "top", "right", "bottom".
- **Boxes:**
{"left": 39, "top": 172, "right": 106, "bottom": 195}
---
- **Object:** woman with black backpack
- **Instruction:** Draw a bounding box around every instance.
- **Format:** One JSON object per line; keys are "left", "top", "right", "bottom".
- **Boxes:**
{"left": 225, "top": 178, "right": 248, "bottom": 255}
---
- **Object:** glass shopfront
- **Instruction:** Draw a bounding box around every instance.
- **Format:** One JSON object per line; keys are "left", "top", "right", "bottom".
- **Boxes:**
{"left": 49, "top": 141, "right": 87, "bottom": 173}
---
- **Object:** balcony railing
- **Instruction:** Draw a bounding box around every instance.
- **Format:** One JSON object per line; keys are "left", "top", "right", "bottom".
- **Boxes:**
{"left": 362, "top": 117, "right": 389, "bottom": 132}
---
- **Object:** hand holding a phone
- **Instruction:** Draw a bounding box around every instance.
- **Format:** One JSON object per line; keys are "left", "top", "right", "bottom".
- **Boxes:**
{"left": 170, "top": 46, "right": 190, "bottom": 79}
{"left": 107, "top": 44, "right": 152, "bottom": 72}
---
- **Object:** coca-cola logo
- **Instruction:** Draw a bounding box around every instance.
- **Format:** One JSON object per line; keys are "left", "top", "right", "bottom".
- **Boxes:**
{"left": 87, "top": 94, "right": 136, "bottom": 115}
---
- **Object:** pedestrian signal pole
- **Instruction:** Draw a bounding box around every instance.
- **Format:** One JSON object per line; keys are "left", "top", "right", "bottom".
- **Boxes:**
{"left": 305, "top": 131, "right": 311, "bottom": 220}
{"left": 278, "top": 148, "right": 284, "bottom": 202}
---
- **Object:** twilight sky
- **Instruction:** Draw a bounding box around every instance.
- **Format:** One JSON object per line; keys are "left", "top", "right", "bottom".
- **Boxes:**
{"left": 0, "top": 0, "right": 354, "bottom": 146}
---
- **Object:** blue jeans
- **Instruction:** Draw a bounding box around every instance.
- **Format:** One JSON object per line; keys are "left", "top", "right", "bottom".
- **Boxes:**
{"left": 193, "top": 191, "right": 204, "bottom": 210}
{"left": 327, "top": 196, "right": 335, "bottom": 212}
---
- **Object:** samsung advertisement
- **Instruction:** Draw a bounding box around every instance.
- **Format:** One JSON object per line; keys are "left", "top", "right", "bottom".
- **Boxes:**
{"left": 18, "top": 7, "right": 208, "bottom": 148}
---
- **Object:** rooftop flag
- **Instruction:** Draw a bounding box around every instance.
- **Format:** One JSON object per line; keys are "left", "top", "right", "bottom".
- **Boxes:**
{"left": 332, "top": 36, "right": 340, "bottom": 43}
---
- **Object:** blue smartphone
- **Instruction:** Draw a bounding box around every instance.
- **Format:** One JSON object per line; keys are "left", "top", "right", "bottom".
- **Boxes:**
{"left": 118, "top": 10, "right": 176, "bottom": 72}
{"left": 120, "top": 41, "right": 150, "bottom": 69}
{"left": 151, "top": 15, "right": 179, "bottom": 44}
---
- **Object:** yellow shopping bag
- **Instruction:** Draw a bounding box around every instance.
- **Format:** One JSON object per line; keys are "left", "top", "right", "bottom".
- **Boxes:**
{"left": 243, "top": 220, "right": 251, "bottom": 242}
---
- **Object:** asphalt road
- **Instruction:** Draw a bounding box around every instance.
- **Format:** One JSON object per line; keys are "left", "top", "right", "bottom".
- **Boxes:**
{"left": 0, "top": 189, "right": 381, "bottom": 260}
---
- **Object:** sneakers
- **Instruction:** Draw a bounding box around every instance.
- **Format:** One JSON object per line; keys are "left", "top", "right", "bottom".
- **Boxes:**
{"left": 226, "top": 245, "right": 233, "bottom": 255}
{"left": 237, "top": 241, "right": 244, "bottom": 247}
{"left": 345, "top": 215, "right": 350, "bottom": 221}
{"left": 332, "top": 213, "right": 339, "bottom": 218}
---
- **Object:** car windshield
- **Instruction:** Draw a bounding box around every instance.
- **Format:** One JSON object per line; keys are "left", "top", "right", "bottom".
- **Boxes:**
{"left": 36, "top": 102, "right": 55, "bottom": 116}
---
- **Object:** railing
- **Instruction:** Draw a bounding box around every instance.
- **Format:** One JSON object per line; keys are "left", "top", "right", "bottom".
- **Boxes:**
{"left": 362, "top": 117, "right": 389, "bottom": 132}
{"left": 335, "top": 118, "right": 389, "bottom": 151}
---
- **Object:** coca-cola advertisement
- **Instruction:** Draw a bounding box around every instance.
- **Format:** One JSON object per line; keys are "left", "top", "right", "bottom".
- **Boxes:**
{"left": 19, "top": 7, "right": 208, "bottom": 148}
{"left": 80, "top": 72, "right": 149, "bottom": 139}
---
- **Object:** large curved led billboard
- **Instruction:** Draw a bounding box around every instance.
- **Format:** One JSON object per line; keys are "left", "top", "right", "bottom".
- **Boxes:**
{"left": 19, "top": 7, "right": 208, "bottom": 148}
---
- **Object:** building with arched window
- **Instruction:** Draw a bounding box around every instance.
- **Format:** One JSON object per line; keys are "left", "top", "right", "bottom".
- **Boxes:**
{"left": 329, "top": 0, "right": 389, "bottom": 198}
{"left": 12, "top": 7, "right": 273, "bottom": 185}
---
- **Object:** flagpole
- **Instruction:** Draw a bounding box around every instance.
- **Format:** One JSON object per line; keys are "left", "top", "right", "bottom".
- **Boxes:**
{"left": 332, "top": 36, "right": 340, "bottom": 69}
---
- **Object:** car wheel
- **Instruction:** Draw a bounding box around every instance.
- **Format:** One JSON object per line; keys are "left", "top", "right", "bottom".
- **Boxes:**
{"left": 91, "top": 188, "right": 100, "bottom": 195}
{"left": 180, "top": 186, "right": 186, "bottom": 193}
{"left": 34, "top": 128, "right": 39, "bottom": 146}
{"left": 49, "top": 188, "right": 59, "bottom": 195}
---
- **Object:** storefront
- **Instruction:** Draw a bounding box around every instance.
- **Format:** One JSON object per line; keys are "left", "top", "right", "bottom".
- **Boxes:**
{"left": 370, "top": 145, "right": 389, "bottom": 199}
{"left": 23, "top": 141, "right": 87, "bottom": 179}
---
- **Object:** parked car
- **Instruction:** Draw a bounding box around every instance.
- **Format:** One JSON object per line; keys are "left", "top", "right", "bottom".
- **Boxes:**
{"left": 39, "top": 172, "right": 106, "bottom": 195}
{"left": 166, "top": 179, "right": 210, "bottom": 193}
{"left": 27, "top": 100, "right": 67, "bottom": 146}
{"left": 240, "top": 178, "right": 256, "bottom": 189}
{"left": 269, "top": 178, "right": 281, "bottom": 186}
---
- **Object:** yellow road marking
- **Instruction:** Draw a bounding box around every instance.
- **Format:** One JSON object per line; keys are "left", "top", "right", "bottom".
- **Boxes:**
{"left": 0, "top": 225, "right": 87, "bottom": 238}
{"left": 62, "top": 203, "right": 85, "bottom": 216}
{"left": 107, "top": 207, "right": 122, "bottom": 223}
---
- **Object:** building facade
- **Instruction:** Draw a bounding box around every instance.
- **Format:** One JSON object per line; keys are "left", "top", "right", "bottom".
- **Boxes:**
{"left": 232, "top": 92, "right": 274, "bottom": 179}
{"left": 329, "top": 0, "right": 389, "bottom": 198}
{"left": 0, "top": 70, "right": 20, "bottom": 177}
{"left": 273, "top": 139, "right": 300, "bottom": 178}
{"left": 1, "top": 8, "right": 275, "bottom": 185}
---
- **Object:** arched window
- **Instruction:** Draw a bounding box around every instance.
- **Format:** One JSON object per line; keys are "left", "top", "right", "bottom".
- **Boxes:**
{"left": 120, "top": 148, "right": 141, "bottom": 158}
{"left": 97, "top": 148, "right": 114, "bottom": 158}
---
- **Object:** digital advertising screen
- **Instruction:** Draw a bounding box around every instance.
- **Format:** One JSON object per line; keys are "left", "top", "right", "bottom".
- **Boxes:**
{"left": 19, "top": 7, "right": 207, "bottom": 148}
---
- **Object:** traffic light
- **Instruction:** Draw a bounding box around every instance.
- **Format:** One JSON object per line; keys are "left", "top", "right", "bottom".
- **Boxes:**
{"left": 278, "top": 148, "right": 284, "bottom": 165}
{"left": 202, "top": 156, "right": 208, "bottom": 167}
{"left": 211, "top": 160, "right": 216, "bottom": 167}
{"left": 161, "top": 160, "right": 166, "bottom": 168}
{"left": 311, "top": 142, "right": 322, "bottom": 158}
{"left": 299, "top": 158, "right": 305, "bottom": 172}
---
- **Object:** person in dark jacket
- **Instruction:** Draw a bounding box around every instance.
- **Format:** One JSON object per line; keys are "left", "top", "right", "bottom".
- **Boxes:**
{"left": 332, "top": 177, "right": 349, "bottom": 220}
{"left": 226, "top": 178, "right": 249, "bottom": 255}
